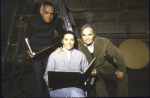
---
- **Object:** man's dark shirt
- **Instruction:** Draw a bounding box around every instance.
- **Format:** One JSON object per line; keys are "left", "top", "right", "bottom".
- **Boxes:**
{"left": 24, "top": 14, "right": 65, "bottom": 52}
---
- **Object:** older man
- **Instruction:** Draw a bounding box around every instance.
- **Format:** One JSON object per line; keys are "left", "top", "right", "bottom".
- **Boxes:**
{"left": 78, "top": 24, "right": 128, "bottom": 97}
{"left": 24, "top": 2, "right": 65, "bottom": 97}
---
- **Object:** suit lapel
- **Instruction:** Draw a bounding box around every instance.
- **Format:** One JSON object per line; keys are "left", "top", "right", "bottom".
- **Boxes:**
{"left": 93, "top": 37, "right": 101, "bottom": 57}
{"left": 79, "top": 40, "right": 93, "bottom": 60}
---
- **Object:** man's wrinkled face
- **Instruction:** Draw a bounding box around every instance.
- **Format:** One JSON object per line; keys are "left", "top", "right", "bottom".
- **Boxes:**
{"left": 62, "top": 34, "right": 75, "bottom": 51}
{"left": 40, "top": 5, "right": 54, "bottom": 23}
{"left": 81, "top": 27, "right": 95, "bottom": 45}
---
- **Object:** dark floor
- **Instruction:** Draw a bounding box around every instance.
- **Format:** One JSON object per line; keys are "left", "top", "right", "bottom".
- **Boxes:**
{"left": 1, "top": 64, "right": 150, "bottom": 97}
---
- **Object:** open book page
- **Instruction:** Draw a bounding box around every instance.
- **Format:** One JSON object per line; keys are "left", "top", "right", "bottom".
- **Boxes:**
{"left": 48, "top": 71, "right": 84, "bottom": 89}
{"left": 83, "top": 57, "right": 96, "bottom": 73}
{"left": 48, "top": 58, "right": 96, "bottom": 89}
{"left": 35, "top": 45, "right": 54, "bottom": 55}
{"left": 54, "top": 70, "right": 83, "bottom": 74}
{"left": 24, "top": 38, "right": 33, "bottom": 54}
{"left": 54, "top": 57, "right": 96, "bottom": 74}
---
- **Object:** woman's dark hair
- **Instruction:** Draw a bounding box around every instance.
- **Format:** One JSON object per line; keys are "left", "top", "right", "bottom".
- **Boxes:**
{"left": 61, "top": 31, "right": 75, "bottom": 39}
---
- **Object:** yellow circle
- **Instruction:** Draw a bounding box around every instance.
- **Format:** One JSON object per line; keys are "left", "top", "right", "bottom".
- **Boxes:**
{"left": 119, "top": 39, "right": 149, "bottom": 69}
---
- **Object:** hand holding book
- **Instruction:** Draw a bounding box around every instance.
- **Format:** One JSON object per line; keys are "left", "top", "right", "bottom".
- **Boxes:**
{"left": 27, "top": 50, "right": 35, "bottom": 58}
{"left": 91, "top": 68, "right": 97, "bottom": 75}
{"left": 48, "top": 58, "right": 96, "bottom": 89}
{"left": 24, "top": 37, "right": 54, "bottom": 58}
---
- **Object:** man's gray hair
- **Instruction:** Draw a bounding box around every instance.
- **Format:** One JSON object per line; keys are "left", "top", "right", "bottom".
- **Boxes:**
{"left": 41, "top": 2, "right": 55, "bottom": 11}
{"left": 81, "top": 24, "right": 96, "bottom": 35}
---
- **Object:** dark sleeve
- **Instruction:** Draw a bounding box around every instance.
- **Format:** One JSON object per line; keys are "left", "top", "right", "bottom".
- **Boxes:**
{"left": 105, "top": 39, "right": 126, "bottom": 72}
{"left": 23, "top": 18, "right": 33, "bottom": 51}
{"left": 55, "top": 18, "right": 66, "bottom": 36}
{"left": 24, "top": 18, "right": 33, "bottom": 38}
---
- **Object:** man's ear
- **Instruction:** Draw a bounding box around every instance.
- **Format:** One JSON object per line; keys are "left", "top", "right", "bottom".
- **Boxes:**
{"left": 93, "top": 33, "right": 95, "bottom": 37}
{"left": 40, "top": 8, "right": 43, "bottom": 14}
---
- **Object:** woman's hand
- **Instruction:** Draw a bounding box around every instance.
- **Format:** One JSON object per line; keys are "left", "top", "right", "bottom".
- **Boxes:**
{"left": 55, "top": 47, "right": 62, "bottom": 53}
{"left": 91, "top": 68, "right": 97, "bottom": 75}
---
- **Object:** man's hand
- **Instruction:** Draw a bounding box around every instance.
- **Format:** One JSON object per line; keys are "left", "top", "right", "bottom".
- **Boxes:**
{"left": 91, "top": 68, "right": 97, "bottom": 75}
{"left": 115, "top": 71, "right": 124, "bottom": 79}
{"left": 55, "top": 47, "right": 62, "bottom": 53}
{"left": 27, "top": 50, "right": 35, "bottom": 58}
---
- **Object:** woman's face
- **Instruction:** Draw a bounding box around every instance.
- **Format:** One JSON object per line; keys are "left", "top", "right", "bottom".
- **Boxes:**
{"left": 62, "top": 34, "right": 75, "bottom": 51}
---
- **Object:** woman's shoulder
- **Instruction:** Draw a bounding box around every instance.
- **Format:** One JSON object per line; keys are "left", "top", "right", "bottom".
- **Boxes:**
{"left": 49, "top": 51, "right": 59, "bottom": 57}
{"left": 73, "top": 49, "right": 85, "bottom": 55}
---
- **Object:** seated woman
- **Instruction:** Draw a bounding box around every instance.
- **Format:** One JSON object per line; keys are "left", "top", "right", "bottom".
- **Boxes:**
{"left": 44, "top": 31, "right": 89, "bottom": 97}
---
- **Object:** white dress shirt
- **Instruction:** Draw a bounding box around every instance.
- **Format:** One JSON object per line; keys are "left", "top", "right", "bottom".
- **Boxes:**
{"left": 84, "top": 41, "right": 94, "bottom": 53}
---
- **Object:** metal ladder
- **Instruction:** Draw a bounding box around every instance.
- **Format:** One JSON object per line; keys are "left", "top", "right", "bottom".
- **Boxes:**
{"left": 2, "top": 0, "right": 79, "bottom": 93}
{"left": 57, "top": 0, "right": 80, "bottom": 38}
{"left": 1, "top": 0, "right": 29, "bottom": 92}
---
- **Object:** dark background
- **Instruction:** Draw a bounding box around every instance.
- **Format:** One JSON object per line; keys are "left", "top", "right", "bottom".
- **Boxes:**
{"left": 1, "top": 0, "right": 149, "bottom": 97}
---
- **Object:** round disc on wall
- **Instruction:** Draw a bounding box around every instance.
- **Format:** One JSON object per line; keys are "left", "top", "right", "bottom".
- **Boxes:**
{"left": 119, "top": 39, "right": 149, "bottom": 69}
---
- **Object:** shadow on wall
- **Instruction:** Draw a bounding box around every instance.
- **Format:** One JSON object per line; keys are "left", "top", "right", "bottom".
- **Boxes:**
{"left": 1, "top": 0, "right": 42, "bottom": 32}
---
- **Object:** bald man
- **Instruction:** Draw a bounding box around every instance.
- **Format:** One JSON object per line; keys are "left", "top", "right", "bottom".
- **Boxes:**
{"left": 24, "top": 2, "right": 65, "bottom": 97}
